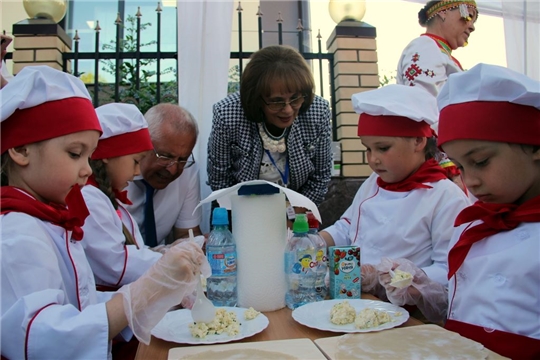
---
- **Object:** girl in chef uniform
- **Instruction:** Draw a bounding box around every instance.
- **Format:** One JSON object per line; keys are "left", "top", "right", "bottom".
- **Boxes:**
{"left": 378, "top": 63, "right": 540, "bottom": 359}
{"left": 81, "top": 103, "right": 162, "bottom": 290}
{"left": 0, "top": 66, "right": 209, "bottom": 359}
{"left": 319, "top": 84, "right": 471, "bottom": 299}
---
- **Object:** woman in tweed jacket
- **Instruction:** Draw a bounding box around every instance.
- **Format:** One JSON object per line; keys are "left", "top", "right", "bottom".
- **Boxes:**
{"left": 207, "top": 45, "right": 332, "bottom": 206}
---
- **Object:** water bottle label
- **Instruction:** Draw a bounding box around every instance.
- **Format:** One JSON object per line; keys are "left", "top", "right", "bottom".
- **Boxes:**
{"left": 208, "top": 249, "right": 237, "bottom": 276}
{"left": 287, "top": 250, "right": 316, "bottom": 274}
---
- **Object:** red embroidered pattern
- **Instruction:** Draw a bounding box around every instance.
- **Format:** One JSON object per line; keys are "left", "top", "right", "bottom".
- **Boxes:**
{"left": 403, "top": 52, "right": 438, "bottom": 86}
{"left": 405, "top": 63, "right": 422, "bottom": 81}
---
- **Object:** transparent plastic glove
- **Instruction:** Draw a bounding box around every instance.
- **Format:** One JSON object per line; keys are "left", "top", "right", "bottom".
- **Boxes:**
{"left": 117, "top": 241, "right": 210, "bottom": 344}
{"left": 361, "top": 264, "right": 387, "bottom": 300}
{"left": 150, "top": 235, "right": 206, "bottom": 255}
{"left": 377, "top": 258, "right": 448, "bottom": 323}
{"left": 180, "top": 290, "right": 197, "bottom": 310}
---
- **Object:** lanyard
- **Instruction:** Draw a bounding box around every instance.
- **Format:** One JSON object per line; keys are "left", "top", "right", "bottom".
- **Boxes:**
{"left": 265, "top": 149, "right": 289, "bottom": 186}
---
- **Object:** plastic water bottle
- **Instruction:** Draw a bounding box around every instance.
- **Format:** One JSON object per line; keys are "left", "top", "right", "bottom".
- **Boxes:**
{"left": 307, "top": 212, "right": 328, "bottom": 301}
{"left": 206, "top": 207, "right": 237, "bottom": 307}
{"left": 284, "top": 214, "right": 317, "bottom": 309}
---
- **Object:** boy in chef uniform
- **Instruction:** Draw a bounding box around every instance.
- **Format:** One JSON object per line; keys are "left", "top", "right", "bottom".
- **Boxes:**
{"left": 0, "top": 66, "right": 209, "bottom": 359}
{"left": 319, "top": 84, "right": 471, "bottom": 299}
{"left": 377, "top": 63, "right": 540, "bottom": 359}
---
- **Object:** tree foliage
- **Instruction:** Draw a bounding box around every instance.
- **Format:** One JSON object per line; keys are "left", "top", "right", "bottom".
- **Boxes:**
{"left": 98, "top": 15, "right": 178, "bottom": 113}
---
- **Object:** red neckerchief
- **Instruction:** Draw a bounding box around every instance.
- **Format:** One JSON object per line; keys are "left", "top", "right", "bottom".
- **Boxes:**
{"left": 377, "top": 159, "right": 448, "bottom": 192}
{"left": 422, "top": 33, "right": 463, "bottom": 70}
{"left": 448, "top": 195, "right": 540, "bottom": 279}
{"left": 87, "top": 175, "right": 132, "bottom": 205}
{"left": 0, "top": 185, "right": 90, "bottom": 240}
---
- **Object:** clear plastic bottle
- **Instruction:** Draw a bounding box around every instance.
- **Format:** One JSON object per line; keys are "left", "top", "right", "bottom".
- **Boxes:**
{"left": 206, "top": 207, "right": 237, "bottom": 306}
{"left": 284, "top": 214, "right": 317, "bottom": 309}
{"left": 306, "top": 212, "right": 328, "bottom": 301}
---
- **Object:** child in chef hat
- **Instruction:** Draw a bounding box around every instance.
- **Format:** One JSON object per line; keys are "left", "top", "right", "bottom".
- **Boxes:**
{"left": 378, "top": 63, "right": 540, "bottom": 359}
{"left": 319, "top": 84, "right": 471, "bottom": 302}
{"left": 0, "top": 66, "right": 209, "bottom": 359}
{"left": 81, "top": 102, "right": 161, "bottom": 291}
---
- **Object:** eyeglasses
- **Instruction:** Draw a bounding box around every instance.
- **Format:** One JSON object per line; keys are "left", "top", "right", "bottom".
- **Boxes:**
{"left": 153, "top": 149, "right": 195, "bottom": 169}
{"left": 262, "top": 95, "right": 306, "bottom": 112}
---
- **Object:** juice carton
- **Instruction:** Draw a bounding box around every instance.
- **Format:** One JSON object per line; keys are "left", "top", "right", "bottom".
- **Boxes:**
{"left": 328, "top": 246, "right": 361, "bottom": 299}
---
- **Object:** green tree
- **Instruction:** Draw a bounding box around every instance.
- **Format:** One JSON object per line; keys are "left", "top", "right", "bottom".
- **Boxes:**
{"left": 98, "top": 15, "right": 177, "bottom": 113}
{"left": 379, "top": 70, "right": 397, "bottom": 87}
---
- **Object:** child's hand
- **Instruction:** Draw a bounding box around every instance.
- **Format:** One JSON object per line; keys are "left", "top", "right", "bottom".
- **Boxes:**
{"left": 377, "top": 257, "right": 448, "bottom": 323}
{"left": 0, "top": 35, "right": 12, "bottom": 62}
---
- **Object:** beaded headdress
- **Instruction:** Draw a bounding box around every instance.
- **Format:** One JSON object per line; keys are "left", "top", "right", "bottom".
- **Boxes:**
{"left": 426, "top": 0, "right": 477, "bottom": 22}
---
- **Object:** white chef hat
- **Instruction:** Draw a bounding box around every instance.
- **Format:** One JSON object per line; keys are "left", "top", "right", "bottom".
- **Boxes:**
{"left": 352, "top": 84, "right": 438, "bottom": 138}
{"left": 91, "top": 103, "right": 153, "bottom": 159}
{"left": 0, "top": 66, "right": 102, "bottom": 154}
{"left": 438, "top": 63, "right": 540, "bottom": 147}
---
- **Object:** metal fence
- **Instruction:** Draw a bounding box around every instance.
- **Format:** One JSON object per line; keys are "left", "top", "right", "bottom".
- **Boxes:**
{"left": 55, "top": 2, "right": 336, "bottom": 139}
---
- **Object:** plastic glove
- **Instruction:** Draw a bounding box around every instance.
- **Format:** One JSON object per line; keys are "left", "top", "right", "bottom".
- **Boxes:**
{"left": 377, "top": 258, "right": 448, "bottom": 323}
{"left": 117, "top": 241, "right": 210, "bottom": 344}
{"left": 150, "top": 235, "right": 206, "bottom": 255}
{"left": 361, "top": 264, "right": 387, "bottom": 301}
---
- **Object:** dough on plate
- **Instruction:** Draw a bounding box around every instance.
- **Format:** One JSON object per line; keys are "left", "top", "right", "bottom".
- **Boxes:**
{"left": 336, "top": 324, "right": 488, "bottom": 360}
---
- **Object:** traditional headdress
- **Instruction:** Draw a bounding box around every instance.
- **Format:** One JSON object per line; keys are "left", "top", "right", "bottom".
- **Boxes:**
{"left": 92, "top": 103, "right": 153, "bottom": 160}
{"left": 426, "top": 0, "right": 477, "bottom": 22}
{"left": 353, "top": 84, "right": 438, "bottom": 138}
{"left": 0, "top": 66, "right": 102, "bottom": 154}
{"left": 437, "top": 63, "right": 540, "bottom": 147}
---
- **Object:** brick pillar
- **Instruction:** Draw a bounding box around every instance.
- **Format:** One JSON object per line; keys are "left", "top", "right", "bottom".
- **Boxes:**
{"left": 12, "top": 19, "right": 71, "bottom": 75}
{"left": 327, "top": 21, "right": 379, "bottom": 177}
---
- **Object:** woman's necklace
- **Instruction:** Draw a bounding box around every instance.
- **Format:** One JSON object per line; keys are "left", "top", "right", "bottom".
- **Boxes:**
{"left": 258, "top": 122, "right": 287, "bottom": 153}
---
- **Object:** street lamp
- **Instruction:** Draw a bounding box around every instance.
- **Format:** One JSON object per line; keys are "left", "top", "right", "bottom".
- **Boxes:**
{"left": 328, "top": 0, "right": 366, "bottom": 24}
{"left": 23, "top": 0, "right": 67, "bottom": 23}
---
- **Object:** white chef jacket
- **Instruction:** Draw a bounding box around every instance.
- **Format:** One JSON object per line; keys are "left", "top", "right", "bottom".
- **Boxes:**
{"left": 81, "top": 185, "right": 162, "bottom": 287}
{"left": 447, "top": 221, "right": 540, "bottom": 339}
{"left": 1, "top": 211, "right": 132, "bottom": 359}
{"left": 324, "top": 173, "right": 471, "bottom": 285}
{"left": 125, "top": 163, "right": 202, "bottom": 245}
{"left": 397, "top": 35, "right": 462, "bottom": 97}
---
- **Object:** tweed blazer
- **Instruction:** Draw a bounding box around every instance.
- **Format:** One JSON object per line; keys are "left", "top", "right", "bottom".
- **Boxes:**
{"left": 207, "top": 92, "right": 332, "bottom": 206}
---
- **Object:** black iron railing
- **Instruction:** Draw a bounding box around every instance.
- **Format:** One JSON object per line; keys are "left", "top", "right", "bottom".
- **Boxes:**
{"left": 58, "top": 1, "right": 337, "bottom": 139}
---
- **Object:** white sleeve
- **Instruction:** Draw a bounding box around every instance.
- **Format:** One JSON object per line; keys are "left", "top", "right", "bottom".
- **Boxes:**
{"left": 82, "top": 186, "right": 161, "bottom": 286}
{"left": 421, "top": 181, "right": 472, "bottom": 284}
{"left": 323, "top": 174, "right": 378, "bottom": 247}
{"left": 1, "top": 216, "right": 110, "bottom": 359}
{"left": 397, "top": 37, "right": 450, "bottom": 97}
{"left": 174, "top": 164, "right": 202, "bottom": 230}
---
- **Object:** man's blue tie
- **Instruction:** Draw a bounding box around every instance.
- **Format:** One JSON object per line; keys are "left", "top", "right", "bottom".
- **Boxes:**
{"left": 142, "top": 180, "right": 158, "bottom": 247}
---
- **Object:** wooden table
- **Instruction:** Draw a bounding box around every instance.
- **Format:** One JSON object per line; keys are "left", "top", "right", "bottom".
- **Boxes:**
{"left": 135, "top": 294, "right": 424, "bottom": 360}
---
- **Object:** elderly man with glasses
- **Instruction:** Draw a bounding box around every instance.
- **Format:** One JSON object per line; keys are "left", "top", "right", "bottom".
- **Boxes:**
{"left": 125, "top": 104, "right": 203, "bottom": 248}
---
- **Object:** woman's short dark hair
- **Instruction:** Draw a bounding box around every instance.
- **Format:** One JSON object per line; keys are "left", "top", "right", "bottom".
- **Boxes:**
{"left": 240, "top": 45, "right": 315, "bottom": 123}
{"left": 418, "top": 0, "right": 441, "bottom": 26}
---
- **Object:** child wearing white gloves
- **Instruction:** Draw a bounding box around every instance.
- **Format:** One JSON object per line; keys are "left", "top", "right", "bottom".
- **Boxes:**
{"left": 0, "top": 66, "right": 210, "bottom": 359}
{"left": 319, "top": 84, "right": 470, "bottom": 300}
{"left": 378, "top": 63, "right": 540, "bottom": 359}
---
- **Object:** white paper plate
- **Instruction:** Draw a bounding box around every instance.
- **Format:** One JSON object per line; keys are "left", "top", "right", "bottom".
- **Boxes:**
{"left": 151, "top": 307, "right": 269, "bottom": 345}
{"left": 292, "top": 299, "right": 409, "bottom": 333}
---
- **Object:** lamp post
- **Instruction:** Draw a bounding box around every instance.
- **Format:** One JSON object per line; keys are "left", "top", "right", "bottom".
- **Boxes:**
{"left": 328, "top": 0, "right": 366, "bottom": 24}
{"left": 12, "top": 0, "right": 72, "bottom": 74}
{"left": 23, "top": 0, "right": 67, "bottom": 23}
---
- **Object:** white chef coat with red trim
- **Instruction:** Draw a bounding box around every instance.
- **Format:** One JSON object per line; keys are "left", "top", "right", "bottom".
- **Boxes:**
{"left": 324, "top": 173, "right": 471, "bottom": 285}
{"left": 81, "top": 185, "right": 162, "bottom": 287}
{"left": 397, "top": 35, "right": 462, "bottom": 97}
{"left": 0, "top": 211, "right": 131, "bottom": 359}
{"left": 447, "top": 221, "right": 540, "bottom": 342}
